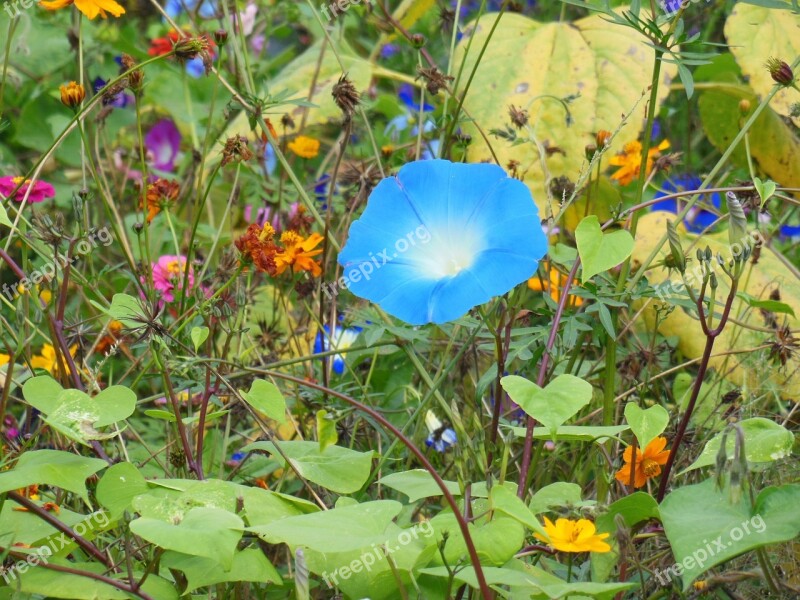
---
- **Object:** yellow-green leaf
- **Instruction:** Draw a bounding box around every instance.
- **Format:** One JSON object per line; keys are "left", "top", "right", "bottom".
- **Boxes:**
{"left": 725, "top": 2, "right": 800, "bottom": 124}
{"left": 457, "top": 9, "right": 676, "bottom": 216}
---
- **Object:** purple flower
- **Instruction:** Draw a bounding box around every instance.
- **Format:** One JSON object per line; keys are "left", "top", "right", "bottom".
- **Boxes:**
{"left": 146, "top": 119, "right": 182, "bottom": 172}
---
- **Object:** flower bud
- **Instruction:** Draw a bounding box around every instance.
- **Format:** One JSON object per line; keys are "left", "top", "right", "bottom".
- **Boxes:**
{"left": 410, "top": 33, "right": 426, "bottom": 49}
{"left": 59, "top": 81, "right": 85, "bottom": 109}
{"left": 214, "top": 29, "right": 228, "bottom": 47}
{"left": 595, "top": 129, "right": 612, "bottom": 148}
{"left": 766, "top": 58, "right": 794, "bottom": 87}
{"left": 738, "top": 99, "right": 751, "bottom": 115}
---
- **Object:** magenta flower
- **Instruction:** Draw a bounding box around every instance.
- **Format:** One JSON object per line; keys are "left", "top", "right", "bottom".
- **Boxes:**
{"left": 150, "top": 255, "right": 194, "bottom": 303}
{"left": 0, "top": 176, "right": 56, "bottom": 203}
{"left": 146, "top": 119, "right": 182, "bottom": 172}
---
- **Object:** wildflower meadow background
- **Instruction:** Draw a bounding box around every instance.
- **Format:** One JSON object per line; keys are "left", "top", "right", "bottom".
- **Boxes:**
{"left": 0, "top": 0, "right": 799, "bottom": 598}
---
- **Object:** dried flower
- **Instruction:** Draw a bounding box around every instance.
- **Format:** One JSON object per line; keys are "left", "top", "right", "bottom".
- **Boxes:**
{"left": 508, "top": 105, "right": 529, "bottom": 129}
{"left": 221, "top": 135, "right": 254, "bottom": 166}
{"left": 416, "top": 65, "right": 454, "bottom": 96}
{"left": 332, "top": 74, "right": 360, "bottom": 118}
{"left": 143, "top": 179, "right": 180, "bottom": 223}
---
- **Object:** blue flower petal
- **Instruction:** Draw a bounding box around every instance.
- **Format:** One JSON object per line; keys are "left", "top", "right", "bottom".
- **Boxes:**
{"left": 339, "top": 160, "right": 546, "bottom": 324}
{"left": 653, "top": 175, "right": 721, "bottom": 233}
{"left": 781, "top": 224, "right": 800, "bottom": 237}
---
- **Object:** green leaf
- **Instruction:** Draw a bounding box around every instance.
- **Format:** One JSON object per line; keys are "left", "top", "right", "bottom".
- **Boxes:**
{"left": 501, "top": 374, "right": 592, "bottom": 437}
{"left": 0, "top": 450, "right": 107, "bottom": 503}
{"left": 0, "top": 203, "right": 12, "bottom": 228}
{"left": 96, "top": 462, "right": 149, "bottom": 518}
{"left": 752, "top": 176, "right": 777, "bottom": 207}
{"left": 660, "top": 480, "right": 800, "bottom": 589}
{"left": 161, "top": 549, "right": 282, "bottom": 590}
{"left": 244, "top": 440, "right": 372, "bottom": 494}
{"left": 441, "top": 515, "right": 525, "bottom": 567}
{"left": 528, "top": 482, "right": 593, "bottom": 515}
{"left": 576, "top": 216, "right": 634, "bottom": 283}
{"left": 490, "top": 484, "right": 546, "bottom": 536}
{"left": 190, "top": 326, "right": 209, "bottom": 351}
{"left": 592, "top": 493, "right": 660, "bottom": 582}
{"left": 130, "top": 507, "right": 244, "bottom": 570}
{"left": 378, "top": 470, "right": 461, "bottom": 503}
{"left": 509, "top": 424, "right": 629, "bottom": 443}
{"left": 240, "top": 379, "right": 287, "bottom": 424}
{"left": 108, "top": 293, "right": 146, "bottom": 329}
{"left": 22, "top": 378, "right": 136, "bottom": 446}
{"left": 623, "top": 402, "right": 669, "bottom": 450}
{"left": 682, "top": 417, "right": 794, "bottom": 473}
{"left": 249, "top": 500, "right": 402, "bottom": 553}
{"left": 316, "top": 410, "right": 338, "bottom": 453}
{"left": 737, "top": 292, "right": 795, "bottom": 317}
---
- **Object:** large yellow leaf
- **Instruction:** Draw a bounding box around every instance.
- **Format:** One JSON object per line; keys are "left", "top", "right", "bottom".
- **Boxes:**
{"left": 632, "top": 211, "right": 800, "bottom": 401}
{"left": 456, "top": 10, "right": 676, "bottom": 216}
{"left": 725, "top": 2, "right": 800, "bottom": 124}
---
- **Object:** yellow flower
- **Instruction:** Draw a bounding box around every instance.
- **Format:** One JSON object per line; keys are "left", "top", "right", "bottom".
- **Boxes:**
{"left": 527, "top": 262, "right": 583, "bottom": 306}
{"left": 40, "top": 0, "right": 125, "bottom": 19}
{"left": 58, "top": 81, "right": 85, "bottom": 109}
{"left": 608, "top": 139, "right": 670, "bottom": 186}
{"left": 287, "top": 136, "right": 320, "bottom": 159}
{"left": 275, "top": 231, "right": 324, "bottom": 276}
{"left": 615, "top": 436, "right": 670, "bottom": 489}
{"left": 0, "top": 353, "right": 9, "bottom": 367}
{"left": 31, "top": 344, "right": 78, "bottom": 376}
{"left": 534, "top": 517, "right": 611, "bottom": 553}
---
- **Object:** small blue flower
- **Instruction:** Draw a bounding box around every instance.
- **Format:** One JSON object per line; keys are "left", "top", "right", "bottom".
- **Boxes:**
{"left": 314, "top": 324, "right": 361, "bottom": 374}
{"left": 185, "top": 57, "right": 208, "bottom": 79}
{"left": 264, "top": 142, "right": 276, "bottom": 176}
{"left": 425, "top": 410, "right": 457, "bottom": 453}
{"left": 338, "top": 159, "right": 547, "bottom": 325}
{"left": 380, "top": 43, "right": 400, "bottom": 59}
{"left": 398, "top": 83, "right": 434, "bottom": 112}
{"left": 314, "top": 175, "right": 339, "bottom": 210}
{"left": 780, "top": 224, "right": 800, "bottom": 237}
{"left": 165, "top": 0, "right": 217, "bottom": 19}
{"left": 652, "top": 175, "right": 721, "bottom": 233}
{"left": 384, "top": 116, "right": 439, "bottom": 160}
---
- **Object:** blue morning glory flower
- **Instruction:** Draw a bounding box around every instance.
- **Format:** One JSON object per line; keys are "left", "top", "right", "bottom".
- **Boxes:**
{"left": 338, "top": 159, "right": 547, "bottom": 325}
{"left": 652, "top": 175, "right": 721, "bottom": 233}
{"left": 385, "top": 116, "right": 439, "bottom": 160}
{"left": 425, "top": 410, "right": 457, "bottom": 453}
{"left": 314, "top": 324, "right": 361, "bottom": 374}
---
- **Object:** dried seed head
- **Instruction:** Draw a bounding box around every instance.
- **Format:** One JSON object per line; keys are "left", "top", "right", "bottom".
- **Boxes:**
{"left": 508, "top": 104, "right": 529, "bottom": 129}
{"left": 221, "top": 135, "right": 254, "bottom": 166}
{"left": 332, "top": 74, "right": 360, "bottom": 118}
{"left": 416, "top": 66, "right": 454, "bottom": 96}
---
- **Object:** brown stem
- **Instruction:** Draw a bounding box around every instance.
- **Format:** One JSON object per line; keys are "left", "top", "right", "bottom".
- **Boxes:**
{"left": 486, "top": 305, "right": 508, "bottom": 468}
{"left": 517, "top": 258, "right": 582, "bottom": 497}
{"left": 7, "top": 491, "right": 112, "bottom": 568}
{"left": 260, "top": 370, "right": 493, "bottom": 600}
{"left": 656, "top": 277, "right": 739, "bottom": 501}
{"left": 161, "top": 365, "right": 203, "bottom": 479}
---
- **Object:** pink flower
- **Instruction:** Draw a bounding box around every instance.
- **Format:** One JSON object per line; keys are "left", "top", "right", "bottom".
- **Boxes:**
{"left": 0, "top": 176, "right": 56, "bottom": 203}
{"left": 150, "top": 255, "right": 194, "bottom": 303}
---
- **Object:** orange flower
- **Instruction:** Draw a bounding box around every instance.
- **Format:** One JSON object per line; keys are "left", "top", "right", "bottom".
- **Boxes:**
{"left": 142, "top": 179, "right": 179, "bottom": 223}
{"left": 615, "top": 436, "right": 670, "bottom": 488}
{"left": 287, "top": 136, "right": 320, "bottom": 159}
{"left": 235, "top": 223, "right": 280, "bottom": 276}
{"left": 40, "top": 0, "right": 125, "bottom": 19}
{"left": 534, "top": 517, "right": 611, "bottom": 553}
{"left": 95, "top": 320, "right": 124, "bottom": 355}
{"left": 59, "top": 81, "right": 85, "bottom": 109}
{"left": 609, "top": 139, "right": 670, "bottom": 186}
{"left": 527, "top": 262, "right": 583, "bottom": 306}
{"left": 274, "top": 231, "right": 324, "bottom": 276}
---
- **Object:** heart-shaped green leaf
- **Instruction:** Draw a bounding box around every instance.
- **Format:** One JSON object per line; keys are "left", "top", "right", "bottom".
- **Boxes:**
{"left": 576, "top": 216, "right": 634, "bottom": 282}
{"left": 501, "top": 374, "right": 592, "bottom": 438}
{"left": 241, "top": 379, "right": 287, "bottom": 424}
{"left": 190, "top": 326, "right": 209, "bottom": 351}
{"left": 623, "top": 403, "right": 669, "bottom": 450}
